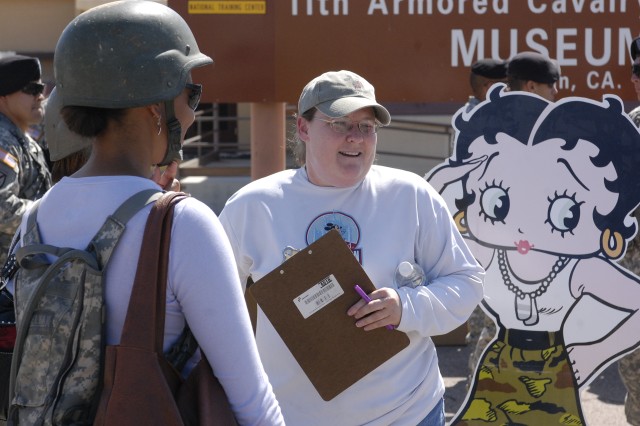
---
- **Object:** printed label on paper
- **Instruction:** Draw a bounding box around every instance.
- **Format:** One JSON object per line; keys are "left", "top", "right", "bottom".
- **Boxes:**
{"left": 293, "top": 274, "right": 344, "bottom": 319}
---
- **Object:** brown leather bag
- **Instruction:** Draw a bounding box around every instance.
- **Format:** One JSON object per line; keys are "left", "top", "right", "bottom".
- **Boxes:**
{"left": 93, "top": 192, "right": 237, "bottom": 426}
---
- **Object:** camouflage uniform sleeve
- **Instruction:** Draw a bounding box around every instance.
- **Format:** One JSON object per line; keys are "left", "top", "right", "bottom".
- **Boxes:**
{"left": 619, "top": 108, "right": 640, "bottom": 426}
{"left": 629, "top": 106, "right": 640, "bottom": 127}
{"left": 0, "top": 128, "right": 34, "bottom": 237}
{"left": 624, "top": 107, "right": 640, "bottom": 276}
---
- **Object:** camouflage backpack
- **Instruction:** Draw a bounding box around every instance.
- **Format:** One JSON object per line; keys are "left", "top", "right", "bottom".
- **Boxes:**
{"left": 7, "top": 189, "right": 162, "bottom": 426}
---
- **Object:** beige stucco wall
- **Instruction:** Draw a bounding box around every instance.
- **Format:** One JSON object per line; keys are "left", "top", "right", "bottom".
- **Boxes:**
{"left": 0, "top": 0, "right": 74, "bottom": 54}
{"left": 76, "top": 0, "right": 165, "bottom": 13}
{"left": 0, "top": 0, "right": 166, "bottom": 84}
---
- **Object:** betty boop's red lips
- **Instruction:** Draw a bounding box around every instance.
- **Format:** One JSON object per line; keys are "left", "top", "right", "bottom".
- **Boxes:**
{"left": 515, "top": 240, "right": 534, "bottom": 255}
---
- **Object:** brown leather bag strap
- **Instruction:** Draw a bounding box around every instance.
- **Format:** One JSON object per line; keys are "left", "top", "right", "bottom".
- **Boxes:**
{"left": 119, "top": 191, "right": 189, "bottom": 352}
{"left": 245, "top": 276, "right": 257, "bottom": 336}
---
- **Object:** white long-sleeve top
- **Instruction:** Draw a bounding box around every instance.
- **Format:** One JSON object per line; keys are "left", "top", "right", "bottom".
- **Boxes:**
{"left": 219, "top": 165, "right": 484, "bottom": 426}
{"left": 12, "top": 175, "right": 284, "bottom": 426}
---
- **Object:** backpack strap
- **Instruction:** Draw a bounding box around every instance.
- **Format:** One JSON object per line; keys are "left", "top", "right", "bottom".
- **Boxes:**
{"left": 89, "top": 189, "right": 163, "bottom": 270}
{"left": 22, "top": 200, "right": 42, "bottom": 247}
{"left": 17, "top": 199, "right": 72, "bottom": 270}
{"left": 17, "top": 189, "right": 163, "bottom": 271}
{"left": 110, "top": 189, "right": 164, "bottom": 225}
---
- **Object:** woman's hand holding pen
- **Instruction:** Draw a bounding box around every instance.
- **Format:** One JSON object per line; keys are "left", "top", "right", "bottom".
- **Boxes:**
{"left": 347, "top": 287, "right": 402, "bottom": 331}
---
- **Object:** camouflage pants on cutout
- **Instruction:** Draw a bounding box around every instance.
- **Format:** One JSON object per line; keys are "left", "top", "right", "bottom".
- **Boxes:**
{"left": 453, "top": 328, "right": 585, "bottom": 426}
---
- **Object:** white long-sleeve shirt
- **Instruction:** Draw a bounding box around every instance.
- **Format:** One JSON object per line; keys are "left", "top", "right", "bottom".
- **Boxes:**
{"left": 13, "top": 175, "right": 284, "bottom": 426}
{"left": 219, "top": 165, "right": 484, "bottom": 426}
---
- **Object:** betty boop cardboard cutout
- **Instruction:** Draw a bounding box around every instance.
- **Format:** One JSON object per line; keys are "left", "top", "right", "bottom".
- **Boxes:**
{"left": 427, "top": 84, "right": 640, "bottom": 425}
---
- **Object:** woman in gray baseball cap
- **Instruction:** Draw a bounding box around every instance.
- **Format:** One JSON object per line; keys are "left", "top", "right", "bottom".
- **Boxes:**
{"left": 219, "top": 70, "right": 484, "bottom": 425}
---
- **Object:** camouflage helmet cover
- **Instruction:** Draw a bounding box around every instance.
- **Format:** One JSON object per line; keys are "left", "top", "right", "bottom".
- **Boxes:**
{"left": 54, "top": 0, "right": 213, "bottom": 108}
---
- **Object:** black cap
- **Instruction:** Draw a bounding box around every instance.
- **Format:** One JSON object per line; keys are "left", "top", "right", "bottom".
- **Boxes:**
{"left": 631, "top": 37, "right": 640, "bottom": 60}
{"left": 471, "top": 58, "right": 508, "bottom": 80}
{"left": 507, "top": 52, "right": 559, "bottom": 84}
{"left": 0, "top": 54, "right": 41, "bottom": 96}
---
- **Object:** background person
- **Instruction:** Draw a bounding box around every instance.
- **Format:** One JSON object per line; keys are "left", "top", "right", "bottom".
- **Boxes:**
{"left": 0, "top": 55, "right": 51, "bottom": 265}
{"left": 219, "top": 69, "right": 484, "bottom": 426}
{"left": 464, "top": 58, "right": 508, "bottom": 113}
{"left": 9, "top": 2, "right": 283, "bottom": 424}
{"left": 506, "top": 51, "right": 560, "bottom": 101}
{"left": 42, "top": 86, "right": 91, "bottom": 182}
{"left": 617, "top": 35, "right": 640, "bottom": 426}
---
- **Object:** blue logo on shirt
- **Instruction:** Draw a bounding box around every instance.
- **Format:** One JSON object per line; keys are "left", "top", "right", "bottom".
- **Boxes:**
{"left": 306, "top": 212, "right": 362, "bottom": 262}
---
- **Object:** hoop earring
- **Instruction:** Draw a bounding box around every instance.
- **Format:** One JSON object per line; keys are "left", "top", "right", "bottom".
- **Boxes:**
{"left": 601, "top": 228, "right": 624, "bottom": 259}
{"left": 156, "top": 116, "right": 162, "bottom": 136}
{"left": 453, "top": 210, "right": 468, "bottom": 234}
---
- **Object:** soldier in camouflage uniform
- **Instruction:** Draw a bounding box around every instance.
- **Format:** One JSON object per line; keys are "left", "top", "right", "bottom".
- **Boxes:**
{"left": 617, "top": 36, "right": 640, "bottom": 426}
{"left": 618, "top": 205, "right": 640, "bottom": 426}
{"left": 0, "top": 55, "right": 52, "bottom": 265}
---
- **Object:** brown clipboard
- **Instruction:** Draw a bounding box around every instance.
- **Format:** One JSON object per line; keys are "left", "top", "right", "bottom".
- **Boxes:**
{"left": 249, "top": 229, "right": 410, "bottom": 401}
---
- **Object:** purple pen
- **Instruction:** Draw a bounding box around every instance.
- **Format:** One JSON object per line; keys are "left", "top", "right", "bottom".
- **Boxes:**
{"left": 354, "top": 285, "right": 394, "bottom": 330}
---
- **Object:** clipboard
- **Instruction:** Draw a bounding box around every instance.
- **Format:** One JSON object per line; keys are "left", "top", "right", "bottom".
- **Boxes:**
{"left": 249, "top": 229, "right": 410, "bottom": 401}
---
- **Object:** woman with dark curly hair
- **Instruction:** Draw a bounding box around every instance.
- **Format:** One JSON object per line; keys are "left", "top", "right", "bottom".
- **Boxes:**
{"left": 429, "top": 85, "right": 640, "bottom": 425}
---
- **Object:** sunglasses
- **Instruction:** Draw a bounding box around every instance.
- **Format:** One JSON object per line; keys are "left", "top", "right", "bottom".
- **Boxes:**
{"left": 21, "top": 82, "right": 46, "bottom": 96}
{"left": 185, "top": 83, "right": 202, "bottom": 110}
{"left": 316, "top": 118, "right": 381, "bottom": 136}
{"left": 632, "top": 64, "right": 640, "bottom": 78}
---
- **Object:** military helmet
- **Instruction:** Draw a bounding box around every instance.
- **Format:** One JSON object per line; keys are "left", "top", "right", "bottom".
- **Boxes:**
{"left": 54, "top": 0, "right": 213, "bottom": 108}
{"left": 44, "top": 87, "right": 91, "bottom": 162}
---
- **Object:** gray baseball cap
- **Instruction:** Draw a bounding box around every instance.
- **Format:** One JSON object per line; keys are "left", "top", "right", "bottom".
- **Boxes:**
{"left": 298, "top": 70, "right": 391, "bottom": 125}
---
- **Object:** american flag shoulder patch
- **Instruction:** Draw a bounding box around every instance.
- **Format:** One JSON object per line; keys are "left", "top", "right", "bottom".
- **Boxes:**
{"left": 0, "top": 148, "right": 18, "bottom": 171}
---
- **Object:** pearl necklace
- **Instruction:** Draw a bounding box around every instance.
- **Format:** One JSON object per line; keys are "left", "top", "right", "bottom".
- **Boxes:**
{"left": 497, "top": 249, "right": 570, "bottom": 325}
{"left": 498, "top": 249, "right": 569, "bottom": 299}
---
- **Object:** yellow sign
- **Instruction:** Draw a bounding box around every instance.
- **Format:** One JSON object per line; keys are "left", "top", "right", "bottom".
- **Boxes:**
{"left": 188, "top": 1, "right": 266, "bottom": 14}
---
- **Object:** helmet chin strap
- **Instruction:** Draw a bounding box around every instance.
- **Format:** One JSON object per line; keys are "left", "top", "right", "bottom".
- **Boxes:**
{"left": 158, "top": 99, "right": 183, "bottom": 166}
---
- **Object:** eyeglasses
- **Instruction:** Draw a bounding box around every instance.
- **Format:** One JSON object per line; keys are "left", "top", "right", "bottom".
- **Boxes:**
{"left": 316, "top": 118, "right": 381, "bottom": 135}
{"left": 21, "top": 82, "right": 45, "bottom": 96}
{"left": 185, "top": 83, "right": 202, "bottom": 110}
{"left": 632, "top": 64, "right": 640, "bottom": 78}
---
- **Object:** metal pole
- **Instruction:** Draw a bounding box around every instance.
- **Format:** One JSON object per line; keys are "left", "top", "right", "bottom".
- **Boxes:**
{"left": 250, "top": 102, "right": 286, "bottom": 180}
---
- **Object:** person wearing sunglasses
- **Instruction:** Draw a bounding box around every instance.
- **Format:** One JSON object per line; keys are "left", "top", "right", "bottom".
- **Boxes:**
{"left": 219, "top": 70, "right": 484, "bottom": 425}
{"left": 5, "top": 2, "right": 284, "bottom": 425}
{"left": 617, "top": 36, "right": 640, "bottom": 426}
{"left": 0, "top": 54, "right": 51, "bottom": 266}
